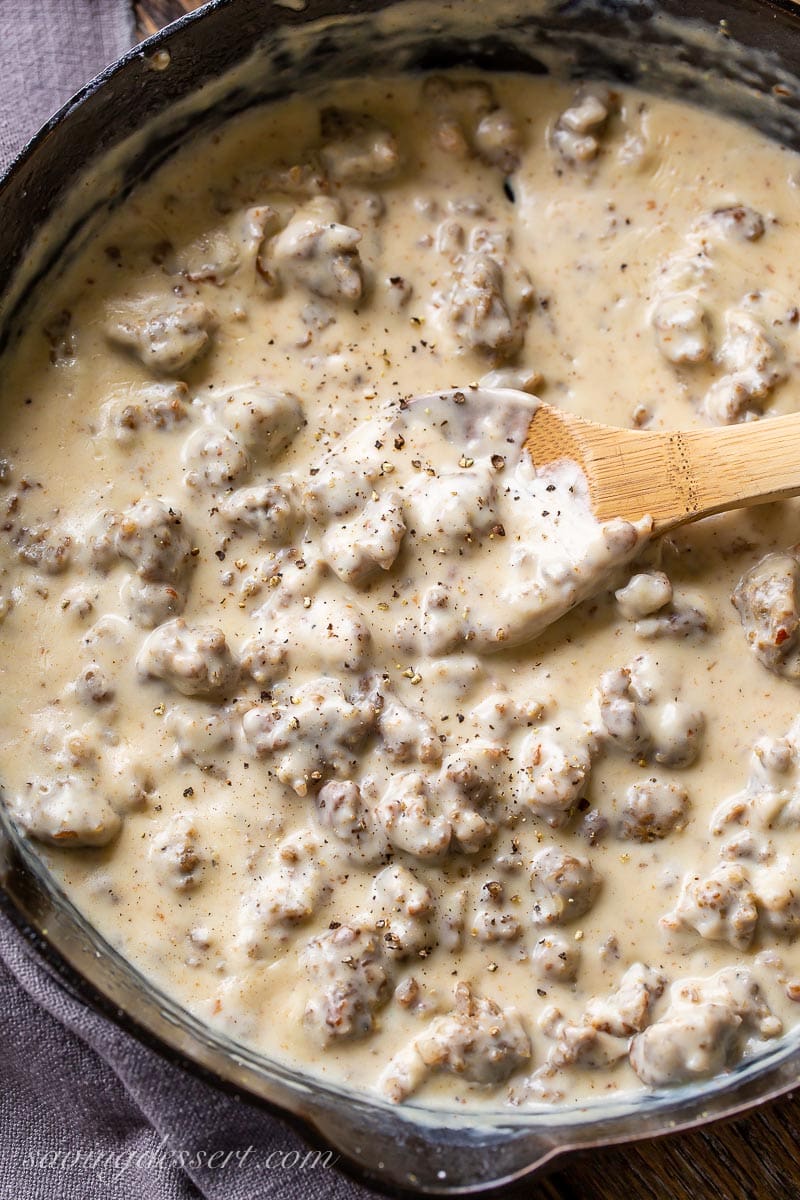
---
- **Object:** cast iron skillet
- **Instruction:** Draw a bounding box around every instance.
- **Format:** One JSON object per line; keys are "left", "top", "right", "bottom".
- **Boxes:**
{"left": 3, "top": 1, "right": 800, "bottom": 1194}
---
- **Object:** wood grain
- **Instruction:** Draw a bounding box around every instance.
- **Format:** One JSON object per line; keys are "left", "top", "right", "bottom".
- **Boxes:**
{"left": 132, "top": 2, "right": 800, "bottom": 1197}
{"left": 135, "top": 0, "right": 205, "bottom": 39}
{"left": 525, "top": 402, "right": 800, "bottom": 532}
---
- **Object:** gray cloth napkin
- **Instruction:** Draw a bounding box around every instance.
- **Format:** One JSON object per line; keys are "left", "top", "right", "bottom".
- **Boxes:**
{"left": 0, "top": 0, "right": 135, "bottom": 167}
{"left": 0, "top": 4, "right": 380, "bottom": 1197}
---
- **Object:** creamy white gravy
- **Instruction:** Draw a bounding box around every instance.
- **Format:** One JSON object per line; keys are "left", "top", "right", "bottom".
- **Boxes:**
{"left": 2, "top": 72, "right": 800, "bottom": 1109}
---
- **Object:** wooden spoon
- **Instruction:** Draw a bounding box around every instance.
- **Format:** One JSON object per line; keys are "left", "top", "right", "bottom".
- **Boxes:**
{"left": 524, "top": 401, "right": 800, "bottom": 535}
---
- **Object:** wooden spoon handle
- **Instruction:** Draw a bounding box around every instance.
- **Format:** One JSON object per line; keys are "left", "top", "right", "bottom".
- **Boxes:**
{"left": 552, "top": 409, "right": 800, "bottom": 533}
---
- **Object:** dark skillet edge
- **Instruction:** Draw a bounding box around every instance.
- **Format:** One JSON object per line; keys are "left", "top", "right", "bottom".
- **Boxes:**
{"left": 3, "top": 0, "right": 800, "bottom": 1194}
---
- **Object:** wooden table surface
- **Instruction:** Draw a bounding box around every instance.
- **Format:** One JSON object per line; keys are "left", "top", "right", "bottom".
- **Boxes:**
{"left": 133, "top": 3, "right": 800, "bottom": 1197}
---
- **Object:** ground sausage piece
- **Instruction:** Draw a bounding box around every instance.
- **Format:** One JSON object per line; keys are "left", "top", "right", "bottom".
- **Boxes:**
{"left": 370, "top": 864, "right": 435, "bottom": 958}
{"left": 301, "top": 924, "right": 390, "bottom": 1043}
{"left": 595, "top": 657, "right": 704, "bottom": 768}
{"left": 703, "top": 307, "right": 786, "bottom": 424}
{"left": 618, "top": 779, "right": 691, "bottom": 842}
{"left": 552, "top": 87, "right": 613, "bottom": 164}
{"left": 322, "top": 491, "right": 406, "bottom": 585}
{"left": 100, "top": 382, "right": 189, "bottom": 442}
{"left": 14, "top": 525, "right": 72, "bottom": 575}
{"left": 539, "top": 1019, "right": 629, "bottom": 1074}
{"left": 529, "top": 847, "right": 600, "bottom": 926}
{"left": 167, "top": 705, "right": 238, "bottom": 770}
{"left": 74, "top": 662, "right": 115, "bottom": 707}
{"left": 710, "top": 204, "right": 765, "bottom": 242}
{"left": 123, "top": 579, "right": 187, "bottom": 631}
{"left": 112, "top": 498, "right": 193, "bottom": 580}
{"left": 174, "top": 228, "right": 241, "bottom": 283}
{"left": 712, "top": 759, "right": 791, "bottom": 837}
{"left": 104, "top": 746, "right": 153, "bottom": 814}
{"left": 302, "top": 460, "right": 379, "bottom": 522}
{"left": 405, "top": 462, "right": 498, "bottom": 544}
{"left": 260, "top": 197, "right": 364, "bottom": 302}
{"left": 630, "top": 968, "right": 780, "bottom": 1087}
{"left": 319, "top": 107, "right": 401, "bottom": 182}
{"left": 633, "top": 595, "right": 712, "bottom": 641}
{"left": 647, "top": 699, "right": 706, "bottom": 768}
{"left": 219, "top": 482, "right": 299, "bottom": 545}
{"left": 470, "top": 690, "right": 545, "bottom": 738}
{"left": 111, "top": 496, "right": 195, "bottom": 627}
{"left": 631, "top": 1001, "right": 743, "bottom": 1086}
{"left": 376, "top": 744, "right": 501, "bottom": 861}
{"left": 379, "top": 697, "right": 441, "bottom": 765}
{"left": 419, "top": 583, "right": 467, "bottom": 656}
{"left": 439, "top": 740, "right": 503, "bottom": 852}
{"left": 530, "top": 965, "right": 664, "bottom": 1093}
{"left": 182, "top": 424, "right": 249, "bottom": 492}
{"left": 751, "top": 723, "right": 800, "bottom": 798}
{"left": 315, "top": 779, "right": 389, "bottom": 864}
{"left": 584, "top": 963, "right": 666, "bottom": 1036}
{"left": 214, "top": 385, "right": 305, "bottom": 463}
{"left": 662, "top": 862, "right": 759, "bottom": 949}
{"left": 316, "top": 778, "right": 362, "bottom": 836}
{"left": 241, "top": 676, "right": 379, "bottom": 795}
{"left": 422, "top": 76, "right": 520, "bottom": 171}
{"left": 472, "top": 880, "right": 522, "bottom": 943}
{"left": 239, "top": 831, "right": 332, "bottom": 954}
{"left": 709, "top": 723, "right": 800, "bottom": 835}
{"left": 596, "top": 666, "right": 650, "bottom": 756}
{"left": 137, "top": 618, "right": 239, "bottom": 698}
{"left": 107, "top": 296, "right": 214, "bottom": 374}
{"left": 446, "top": 251, "right": 528, "bottom": 358}
{"left": 652, "top": 294, "right": 712, "bottom": 364}
{"left": 379, "top": 981, "right": 531, "bottom": 1102}
{"left": 615, "top": 572, "right": 673, "bottom": 619}
{"left": 241, "top": 592, "right": 373, "bottom": 685}
{"left": 16, "top": 776, "right": 122, "bottom": 847}
{"left": 473, "top": 108, "right": 521, "bottom": 173}
{"left": 753, "top": 858, "right": 800, "bottom": 940}
{"left": 149, "top": 812, "right": 207, "bottom": 892}
{"left": 515, "top": 724, "right": 593, "bottom": 828}
{"left": 376, "top": 771, "right": 452, "bottom": 859}
{"left": 732, "top": 551, "right": 800, "bottom": 679}
{"left": 531, "top": 933, "right": 581, "bottom": 983}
